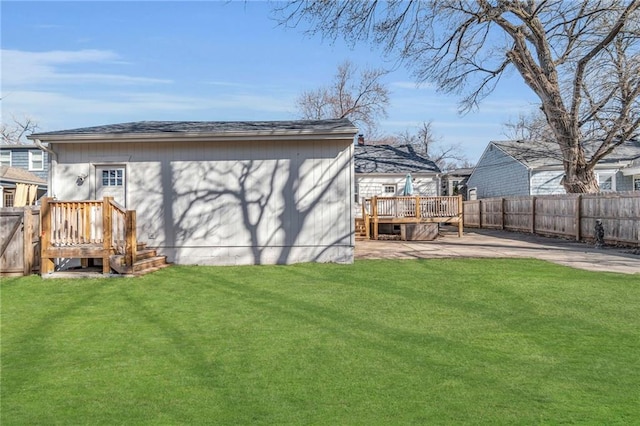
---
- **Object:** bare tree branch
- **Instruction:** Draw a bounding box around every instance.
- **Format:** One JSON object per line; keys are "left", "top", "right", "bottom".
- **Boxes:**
{"left": 294, "top": 60, "right": 389, "bottom": 134}
{"left": 276, "top": 0, "right": 640, "bottom": 193}
{"left": 1, "top": 115, "right": 39, "bottom": 145}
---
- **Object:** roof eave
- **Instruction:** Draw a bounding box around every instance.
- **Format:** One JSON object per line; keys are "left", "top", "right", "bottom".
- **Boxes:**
{"left": 28, "top": 128, "right": 358, "bottom": 144}
{"left": 0, "top": 177, "right": 47, "bottom": 186}
{"left": 354, "top": 171, "right": 440, "bottom": 176}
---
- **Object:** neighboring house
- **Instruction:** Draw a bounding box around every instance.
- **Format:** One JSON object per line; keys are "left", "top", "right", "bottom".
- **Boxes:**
{"left": 0, "top": 143, "right": 49, "bottom": 207}
{"left": 28, "top": 119, "right": 358, "bottom": 266}
{"left": 0, "top": 166, "right": 47, "bottom": 207}
{"left": 466, "top": 139, "right": 640, "bottom": 198}
{"left": 442, "top": 167, "right": 473, "bottom": 199}
{"left": 0, "top": 143, "right": 49, "bottom": 181}
{"left": 354, "top": 140, "right": 441, "bottom": 212}
{"left": 622, "top": 158, "right": 640, "bottom": 191}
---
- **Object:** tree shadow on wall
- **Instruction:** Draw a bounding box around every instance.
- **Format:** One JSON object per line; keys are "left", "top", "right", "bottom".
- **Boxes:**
{"left": 129, "top": 142, "right": 353, "bottom": 265}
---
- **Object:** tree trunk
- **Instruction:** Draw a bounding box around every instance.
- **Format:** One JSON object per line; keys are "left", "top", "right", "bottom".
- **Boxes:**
{"left": 562, "top": 147, "right": 600, "bottom": 193}
{"left": 540, "top": 104, "right": 600, "bottom": 194}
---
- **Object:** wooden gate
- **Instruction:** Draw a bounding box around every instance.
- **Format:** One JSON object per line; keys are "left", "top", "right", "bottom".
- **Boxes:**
{"left": 0, "top": 207, "right": 40, "bottom": 276}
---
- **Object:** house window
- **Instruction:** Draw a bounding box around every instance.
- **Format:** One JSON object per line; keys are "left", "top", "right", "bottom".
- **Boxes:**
{"left": 355, "top": 184, "right": 360, "bottom": 204}
{"left": 383, "top": 184, "right": 396, "bottom": 195}
{"left": 102, "top": 169, "right": 124, "bottom": 186}
{"left": 29, "top": 150, "right": 43, "bottom": 171}
{"left": 4, "top": 190, "right": 15, "bottom": 207}
{"left": 1, "top": 150, "right": 11, "bottom": 167}
{"left": 634, "top": 176, "right": 640, "bottom": 191}
{"left": 452, "top": 180, "right": 460, "bottom": 195}
{"left": 598, "top": 172, "right": 615, "bottom": 191}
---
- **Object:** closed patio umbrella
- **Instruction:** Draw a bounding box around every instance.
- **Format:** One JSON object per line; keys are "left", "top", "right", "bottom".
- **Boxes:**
{"left": 402, "top": 173, "right": 414, "bottom": 196}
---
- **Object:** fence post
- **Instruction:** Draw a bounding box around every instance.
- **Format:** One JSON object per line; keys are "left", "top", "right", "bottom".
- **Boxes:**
{"left": 39, "top": 197, "right": 54, "bottom": 274}
{"left": 575, "top": 194, "right": 582, "bottom": 241}
{"left": 501, "top": 198, "right": 505, "bottom": 230}
{"left": 530, "top": 196, "right": 536, "bottom": 234}
{"left": 102, "top": 197, "right": 113, "bottom": 274}
{"left": 23, "top": 208, "right": 33, "bottom": 275}
{"left": 478, "top": 200, "right": 483, "bottom": 228}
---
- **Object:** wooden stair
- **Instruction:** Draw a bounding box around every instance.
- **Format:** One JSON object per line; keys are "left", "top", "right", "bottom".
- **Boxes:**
{"left": 109, "top": 242, "right": 169, "bottom": 276}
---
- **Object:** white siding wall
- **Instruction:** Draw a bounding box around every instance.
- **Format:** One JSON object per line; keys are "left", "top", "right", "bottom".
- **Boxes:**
{"left": 51, "top": 138, "right": 354, "bottom": 265}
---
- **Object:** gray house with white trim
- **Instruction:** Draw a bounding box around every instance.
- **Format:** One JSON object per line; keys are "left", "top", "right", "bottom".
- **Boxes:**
{"left": 467, "top": 139, "right": 640, "bottom": 198}
{"left": 0, "top": 143, "right": 48, "bottom": 206}
{"left": 29, "top": 119, "right": 358, "bottom": 266}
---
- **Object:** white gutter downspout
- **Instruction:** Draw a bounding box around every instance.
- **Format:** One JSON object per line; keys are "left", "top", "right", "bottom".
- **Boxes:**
{"left": 33, "top": 138, "right": 57, "bottom": 199}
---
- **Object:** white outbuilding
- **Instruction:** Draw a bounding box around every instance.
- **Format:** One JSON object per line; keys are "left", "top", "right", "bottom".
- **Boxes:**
{"left": 29, "top": 119, "right": 358, "bottom": 266}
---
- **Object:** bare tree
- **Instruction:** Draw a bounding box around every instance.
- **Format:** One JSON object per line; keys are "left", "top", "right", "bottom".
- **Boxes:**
{"left": 503, "top": 111, "right": 555, "bottom": 142}
{"left": 392, "top": 121, "right": 469, "bottom": 171}
{"left": 1, "top": 115, "right": 39, "bottom": 145}
{"left": 277, "top": 1, "right": 640, "bottom": 193}
{"left": 295, "top": 60, "right": 390, "bottom": 135}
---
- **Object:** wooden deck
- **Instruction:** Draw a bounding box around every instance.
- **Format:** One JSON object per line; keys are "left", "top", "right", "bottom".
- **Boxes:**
{"left": 361, "top": 195, "right": 464, "bottom": 239}
{"left": 39, "top": 197, "right": 165, "bottom": 275}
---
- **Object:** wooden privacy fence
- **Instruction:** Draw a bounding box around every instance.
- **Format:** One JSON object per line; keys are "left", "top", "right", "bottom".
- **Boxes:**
{"left": 0, "top": 207, "right": 40, "bottom": 276}
{"left": 464, "top": 192, "right": 640, "bottom": 246}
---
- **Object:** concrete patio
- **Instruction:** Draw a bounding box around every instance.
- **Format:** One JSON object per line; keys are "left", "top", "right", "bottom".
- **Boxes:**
{"left": 355, "top": 227, "right": 639, "bottom": 275}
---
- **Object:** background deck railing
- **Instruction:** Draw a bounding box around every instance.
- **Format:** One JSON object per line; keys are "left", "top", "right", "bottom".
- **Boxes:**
{"left": 362, "top": 195, "right": 463, "bottom": 239}
{"left": 40, "top": 197, "right": 137, "bottom": 274}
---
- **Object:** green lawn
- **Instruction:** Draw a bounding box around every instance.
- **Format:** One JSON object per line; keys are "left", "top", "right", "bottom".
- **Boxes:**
{"left": 1, "top": 259, "right": 639, "bottom": 425}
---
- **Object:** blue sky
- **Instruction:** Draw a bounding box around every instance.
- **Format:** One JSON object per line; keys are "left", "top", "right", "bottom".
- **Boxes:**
{"left": 1, "top": 1, "right": 539, "bottom": 162}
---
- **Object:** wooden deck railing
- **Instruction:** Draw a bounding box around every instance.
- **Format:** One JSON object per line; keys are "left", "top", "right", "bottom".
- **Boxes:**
{"left": 40, "top": 197, "right": 137, "bottom": 274}
{"left": 108, "top": 199, "right": 137, "bottom": 267}
{"left": 362, "top": 195, "right": 464, "bottom": 239}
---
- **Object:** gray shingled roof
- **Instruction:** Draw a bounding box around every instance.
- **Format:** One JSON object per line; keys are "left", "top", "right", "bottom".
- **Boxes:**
{"left": 29, "top": 118, "right": 357, "bottom": 138}
{"left": 354, "top": 144, "right": 441, "bottom": 174}
{"left": 0, "top": 166, "right": 47, "bottom": 185}
{"left": 493, "top": 139, "right": 640, "bottom": 169}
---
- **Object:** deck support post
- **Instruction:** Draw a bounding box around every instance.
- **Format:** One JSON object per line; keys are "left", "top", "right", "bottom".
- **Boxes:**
{"left": 102, "top": 197, "right": 113, "bottom": 274}
{"left": 125, "top": 210, "right": 137, "bottom": 267}
{"left": 457, "top": 195, "right": 464, "bottom": 237}
{"left": 372, "top": 196, "right": 379, "bottom": 240}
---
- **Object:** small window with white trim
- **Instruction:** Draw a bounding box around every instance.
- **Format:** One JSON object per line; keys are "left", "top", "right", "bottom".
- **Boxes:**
{"left": 634, "top": 176, "right": 640, "bottom": 191}
{"left": 102, "top": 169, "right": 124, "bottom": 186}
{"left": 4, "top": 190, "right": 15, "bottom": 207}
{"left": 29, "top": 150, "right": 43, "bottom": 171}
{"left": 383, "top": 184, "right": 396, "bottom": 195}
{"left": 0, "top": 150, "right": 11, "bottom": 167}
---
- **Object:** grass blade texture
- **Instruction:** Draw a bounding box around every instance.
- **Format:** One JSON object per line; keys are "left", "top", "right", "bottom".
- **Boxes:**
{"left": 1, "top": 259, "right": 638, "bottom": 424}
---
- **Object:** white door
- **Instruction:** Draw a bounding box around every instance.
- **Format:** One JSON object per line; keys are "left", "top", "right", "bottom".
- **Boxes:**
{"left": 96, "top": 165, "right": 126, "bottom": 206}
